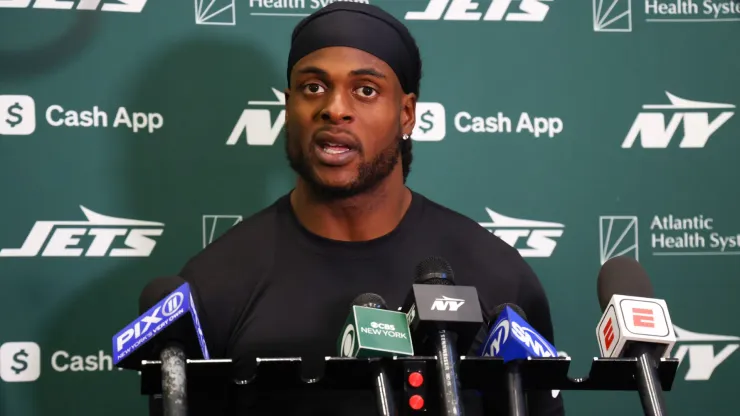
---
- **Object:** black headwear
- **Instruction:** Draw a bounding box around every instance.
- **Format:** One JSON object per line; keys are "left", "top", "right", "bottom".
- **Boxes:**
{"left": 287, "top": 2, "right": 421, "bottom": 96}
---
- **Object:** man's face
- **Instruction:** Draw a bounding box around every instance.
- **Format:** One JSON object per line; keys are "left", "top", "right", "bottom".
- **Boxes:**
{"left": 284, "top": 46, "right": 415, "bottom": 200}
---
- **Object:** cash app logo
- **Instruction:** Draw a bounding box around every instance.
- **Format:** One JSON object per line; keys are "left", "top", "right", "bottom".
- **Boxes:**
{"left": 412, "top": 102, "right": 446, "bottom": 141}
{"left": 0, "top": 95, "right": 36, "bottom": 135}
{"left": 1, "top": 342, "right": 41, "bottom": 382}
{"left": 418, "top": 110, "right": 435, "bottom": 134}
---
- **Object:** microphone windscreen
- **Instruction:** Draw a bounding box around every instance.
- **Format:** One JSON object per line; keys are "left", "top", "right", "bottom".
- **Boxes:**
{"left": 351, "top": 293, "right": 388, "bottom": 310}
{"left": 415, "top": 255, "right": 455, "bottom": 285}
{"left": 492, "top": 303, "right": 527, "bottom": 322}
{"left": 597, "top": 256, "right": 654, "bottom": 311}
{"left": 138, "top": 276, "right": 187, "bottom": 314}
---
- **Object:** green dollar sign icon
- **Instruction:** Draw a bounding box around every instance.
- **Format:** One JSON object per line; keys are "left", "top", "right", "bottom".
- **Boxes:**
{"left": 6, "top": 102, "right": 24, "bottom": 128}
{"left": 11, "top": 349, "right": 29, "bottom": 374}
{"left": 419, "top": 110, "right": 434, "bottom": 134}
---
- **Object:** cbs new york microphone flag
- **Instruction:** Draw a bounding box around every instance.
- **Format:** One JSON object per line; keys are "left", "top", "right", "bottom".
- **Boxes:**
{"left": 338, "top": 305, "right": 414, "bottom": 358}
{"left": 112, "top": 282, "right": 210, "bottom": 367}
{"left": 479, "top": 306, "right": 557, "bottom": 362}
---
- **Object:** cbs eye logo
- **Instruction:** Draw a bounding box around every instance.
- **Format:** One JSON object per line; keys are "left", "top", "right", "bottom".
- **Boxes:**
{"left": 340, "top": 324, "right": 356, "bottom": 357}
{"left": 370, "top": 322, "right": 395, "bottom": 331}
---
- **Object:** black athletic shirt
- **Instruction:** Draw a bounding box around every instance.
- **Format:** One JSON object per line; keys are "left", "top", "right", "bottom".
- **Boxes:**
{"left": 179, "top": 189, "right": 565, "bottom": 415}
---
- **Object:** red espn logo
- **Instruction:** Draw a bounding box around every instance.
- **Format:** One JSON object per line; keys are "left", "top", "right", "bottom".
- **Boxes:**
{"left": 604, "top": 308, "right": 655, "bottom": 351}
{"left": 603, "top": 318, "right": 615, "bottom": 350}
{"left": 632, "top": 308, "right": 655, "bottom": 328}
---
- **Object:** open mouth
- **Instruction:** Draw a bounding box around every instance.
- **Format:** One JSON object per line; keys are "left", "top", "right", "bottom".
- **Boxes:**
{"left": 320, "top": 143, "right": 353, "bottom": 154}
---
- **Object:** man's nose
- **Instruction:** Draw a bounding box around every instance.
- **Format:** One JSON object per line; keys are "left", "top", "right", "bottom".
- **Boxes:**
{"left": 319, "top": 90, "right": 354, "bottom": 123}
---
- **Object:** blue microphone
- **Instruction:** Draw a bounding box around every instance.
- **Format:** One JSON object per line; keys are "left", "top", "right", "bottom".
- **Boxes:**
{"left": 478, "top": 304, "right": 557, "bottom": 416}
{"left": 113, "top": 276, "right": 211, "bottom": 415}
{"left": 112, "top": 276, "right": 210, "bottom": 370}
{"left": 479, "top": 304, "right": 557, "bottom": 361}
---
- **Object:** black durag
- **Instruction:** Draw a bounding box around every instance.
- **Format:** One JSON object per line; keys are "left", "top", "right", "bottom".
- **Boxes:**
{"left": 287, "top": 2, "right": 421, "bottom": 95}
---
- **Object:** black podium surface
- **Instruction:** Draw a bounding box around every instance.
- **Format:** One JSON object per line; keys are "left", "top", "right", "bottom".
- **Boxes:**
{"left": 139, "top": 356, "right": 679, "bottom": 395}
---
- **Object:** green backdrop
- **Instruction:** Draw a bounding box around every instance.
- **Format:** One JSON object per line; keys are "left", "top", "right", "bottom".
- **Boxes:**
{"left": 1, "top": 0, "right": 739, "bottom": 414}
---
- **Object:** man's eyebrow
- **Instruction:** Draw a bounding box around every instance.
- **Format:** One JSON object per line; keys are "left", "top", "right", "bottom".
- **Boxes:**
{"left": 295, "top": 66, "right": 387, "bottom": 80}
{"left": 351, "top": 68, "right": 386, "bottom": 79}
{"left": 296, "top": 66, "right": 329, "bottom": 77}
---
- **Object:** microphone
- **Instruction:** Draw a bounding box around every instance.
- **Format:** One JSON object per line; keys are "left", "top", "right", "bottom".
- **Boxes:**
{"left": 479, "top": 303, "right": 558, "bottom": 416}
{"left": 113, "top": 276, "right": 210, "bottom": 416}
{"left": 595, "top": 256, "right": 677, "bottom": 416}
{"left": 402, "top": 256, "right": 484, "bottom": 416}
{"left": 337, "top": 292, "right": 415, "bottom": 358}
{"left": 337, "top": 293, "right": 414, "bottom": 416}
{"left": 112, "top": 276, "right": 210, "bottom": 370}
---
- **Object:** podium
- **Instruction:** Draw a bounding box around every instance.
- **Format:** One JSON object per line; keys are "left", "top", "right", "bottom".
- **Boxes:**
{"left": 139, "top": 356, "right": 679, "bottom": 415}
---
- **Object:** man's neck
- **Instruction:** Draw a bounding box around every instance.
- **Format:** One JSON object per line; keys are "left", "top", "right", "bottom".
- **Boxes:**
{"left": 289, "top": 177, "right": 412, "bottom": 242}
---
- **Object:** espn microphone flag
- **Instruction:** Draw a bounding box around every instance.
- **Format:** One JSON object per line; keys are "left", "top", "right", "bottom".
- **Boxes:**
{"left": 112, "top": 282, "right": 209, "bottom": 368}
{"left": 479, "top": 305, "right": 557, "bottom": 362}
{"left": 338, "top": 305, "right": 414, "bottom": 358}
{"left": 596, "top": 294, "right": 677, "bottom": 358}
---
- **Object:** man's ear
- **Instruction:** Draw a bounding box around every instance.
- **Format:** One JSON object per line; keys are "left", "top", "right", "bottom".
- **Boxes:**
{"left": 284, "top": 87, "right": 291, "bottom": 123}
{"left": 400, "top": 93, "right": 417, "bottom": 136}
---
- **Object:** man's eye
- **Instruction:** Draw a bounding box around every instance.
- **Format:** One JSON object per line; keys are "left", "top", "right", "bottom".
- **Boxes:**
{"left": 355, "top": 86, "right": 377, "bottom": 98}
{"left": 304, "top": 84, "right": 325, "bottom": 94}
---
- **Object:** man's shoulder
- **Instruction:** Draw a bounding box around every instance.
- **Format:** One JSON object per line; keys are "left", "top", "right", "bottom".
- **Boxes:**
{"left": 417, "top": 193, "right": 540, "bottom": 298}
{"left": 180, "top": 197, "right": 283, "bottom": 276}
{"left": 419, "top": 193, "right": 526, "bottom": 262}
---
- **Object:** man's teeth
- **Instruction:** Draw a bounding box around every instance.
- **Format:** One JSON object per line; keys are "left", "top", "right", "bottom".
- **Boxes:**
{"left": 321, "top": 144, "right": 350, "bottom": 154}
{"left": 323, "top": 147, "right": 349, "bottom": 154}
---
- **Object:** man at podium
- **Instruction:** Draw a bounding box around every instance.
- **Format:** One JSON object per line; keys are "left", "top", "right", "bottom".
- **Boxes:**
{"left": 179, "top": 2, "right": 564, "bottom": 415}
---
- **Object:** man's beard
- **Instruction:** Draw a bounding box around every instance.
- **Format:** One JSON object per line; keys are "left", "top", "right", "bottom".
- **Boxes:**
{"left": 285, "top": 130, "right": 401, "bottom": 201}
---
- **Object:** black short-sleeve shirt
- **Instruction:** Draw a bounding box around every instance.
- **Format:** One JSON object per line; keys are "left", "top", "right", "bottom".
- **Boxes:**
{"left": 179, "top": 189, "right": 565, "bottom": 416}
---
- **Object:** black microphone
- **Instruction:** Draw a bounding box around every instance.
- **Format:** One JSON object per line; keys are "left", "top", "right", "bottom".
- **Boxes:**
{"left": 402, "top": 256, "right": 484, "bottom": 416}
{"left": 596, "top": 256, "right": 676, "bottom": 416}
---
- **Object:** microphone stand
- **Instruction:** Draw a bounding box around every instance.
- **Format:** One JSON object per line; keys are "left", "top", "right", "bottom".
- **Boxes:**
{"left": 625, "top": 342, "right": 668, "bottom": 416}
{"left": 434, "top": 329, "right": 464, "bottom": 416}
{"left": 160, "top": 344, "right": 188, "bottom": 416}
{"left": 635, "top": 351, "right": 668, "bottom": 416}
{"left": 505, "top": 360, "right": 527, "bottom": 416}
{"left": 372, "top": 360, "right": 397, "bottom": 416}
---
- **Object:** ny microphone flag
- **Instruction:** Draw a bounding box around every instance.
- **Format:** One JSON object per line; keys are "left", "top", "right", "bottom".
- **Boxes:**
{"left": 337, "top": 306, "right": 414, "bottom": 358}
{"left": 112, "top": 282, "right": 210, "bottom": 369}
{"left": 478, "top": 306, "right": 557, "bottom": 363}
{"left": 596, "top": 294, "right": 677, "bottom": 358}
{"left": 403, "top": 284, "right": 484, "bottom": 352}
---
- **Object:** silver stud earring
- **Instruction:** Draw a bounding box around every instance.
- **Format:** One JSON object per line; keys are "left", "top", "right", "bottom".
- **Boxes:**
{"left": 402, "top": 134, "right": 410, "bottom": 140}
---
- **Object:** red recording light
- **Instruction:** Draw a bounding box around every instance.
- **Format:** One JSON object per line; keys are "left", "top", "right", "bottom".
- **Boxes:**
{"left": 408, "top": 371, "right": 424, "bottom": 388}
{"left": 409, "top": 394, "right": 424, "bottom": 410}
